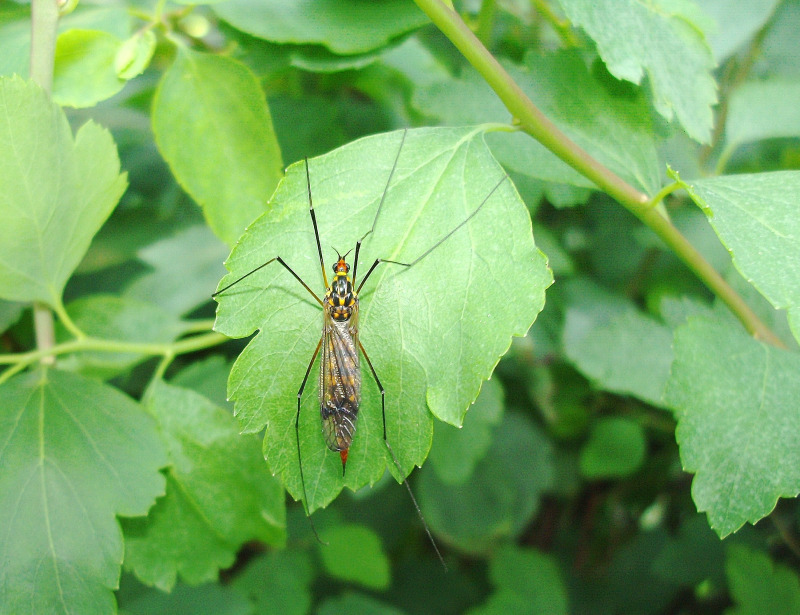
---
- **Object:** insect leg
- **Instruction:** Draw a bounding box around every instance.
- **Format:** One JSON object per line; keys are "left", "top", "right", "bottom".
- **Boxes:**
{"left": 212, "top": 256, "right": 323, "bottom": 306}
{"left": 305, "top": 157, "right": 329, "bottom": 289}
{"left": 296, "top": 337, "right": 325, "bottom": 544}
{"left": 355, "top": 174, "right": 509, "bottom": 295}
{"left": 358, "top": 340, "right": 447, "bottom": 571}
{"left": 352, "top": 129, "right": 407, "bottom": 287}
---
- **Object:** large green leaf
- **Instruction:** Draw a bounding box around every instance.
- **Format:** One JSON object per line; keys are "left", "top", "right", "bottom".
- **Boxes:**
{"left": 122, "top": 380, "right": 285, "bottom": 591}
{"left": 0, "top": 369, "right": 166, "bottom": 614}
{"left": 665, "top": 316, "right": 800, "bottom": 536}
{"left": 700, "top": 0, "right": 780, "bottom": 61}
{"left": 53, "top": 29, "right": 125, "bottom": 108}
{"left": 683, "top": 172, "right": 800, "bottom": 344}
{"left": 0, "top": 76, "right": 127, "bottom": 306}
{"left": 558, "top": 0, "right": 717, "bottom": 143}
{"left": 212, "top": 0, "right": 428, "bottom": 55}
{"left": 214, "top": 127, "right": 551, "bottom": 512}
{"left": 152, "top": 47, "right": 283, "bottom": 246}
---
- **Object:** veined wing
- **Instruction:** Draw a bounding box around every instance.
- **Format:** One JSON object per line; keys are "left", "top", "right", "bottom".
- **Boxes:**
{"left": 319, "top": 307, "right": 361, "bottom": 453}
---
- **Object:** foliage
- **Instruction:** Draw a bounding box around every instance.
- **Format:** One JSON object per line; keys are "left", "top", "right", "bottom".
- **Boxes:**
{"left": 1, "top": 1, "right": 799, "bottom": 614}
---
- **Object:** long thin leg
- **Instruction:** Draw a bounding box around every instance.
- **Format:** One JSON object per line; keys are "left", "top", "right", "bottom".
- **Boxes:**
{"left": 305, "top": 157, "right": 329, "bottom": 289}
{"left": 296, "top": 337, "right": 325, "bottom": 544}
{"left": 212, "top": 256, "right": 324, "bottom": 306}
{"left": 353, "top": 129, "right": 407, "bottom": 287}
{"left": 358, "top": 340, "right": 447, "bottom": 571}
{"left": 356, "top": 174, "right": 509, "bottom": 294}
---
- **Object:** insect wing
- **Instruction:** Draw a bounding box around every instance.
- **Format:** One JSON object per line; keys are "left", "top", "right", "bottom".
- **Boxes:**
{"left": 319, "top": 307, "right": 362, "bottom": 452}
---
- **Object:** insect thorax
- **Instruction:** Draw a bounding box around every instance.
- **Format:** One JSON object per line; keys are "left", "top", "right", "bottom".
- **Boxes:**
{"left": 326, "top": 271, "right": 357, "bottom": 321}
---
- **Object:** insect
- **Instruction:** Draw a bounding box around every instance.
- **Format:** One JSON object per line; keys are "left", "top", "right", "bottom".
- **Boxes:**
{"left": 213, "top": 130, "right": 507, "bottom": 566}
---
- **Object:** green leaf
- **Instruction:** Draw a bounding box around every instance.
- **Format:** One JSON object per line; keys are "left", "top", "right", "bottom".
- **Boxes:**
{"left": 428, "top": 378, "right": 504, "bottom": 484}
{"left": 684, "top": 172, "right": 800, "bottom": 344}
{"left": 664, "top": 316, "right": 800, "bottom": 537}
{"left": 114, "top": 30, "right": 156, "bottom": 80}
{"left": 123, "top": 380, "right": 285, "bottom": 591}
{"left": 469, "top": 545, "right": 568, "bottom": 615}
{"left": 231, "top": 550, "right": 314, "bottom": 615}
{"left": 652, "top": 515, "right": 726, "bottom": 587}
{"left": 152, "top": 47, "right": 283, "bottom": 245}
{"left": 0, "top": 76, "right": 127, "bottom": 306}
{"left": 562, "top": 279, "right": 673, "bottom": 407}
{"left": 124, "top": 225, "right": 228, "bottom": 317}
{"left": 212, "top": 0, "right": 429, "bottom": 55}
{"left": 579, "top": 416, "right": 647, "bottom": 479}
{"left": 0, "top": 369, "right": 166, "bottom": 614}
{"left": 117, "top": 577, "right": 252, "bottom": 615}
{"left": 318, "top": 524, "right": 391, "bottom": 590}
{"left": 725, "top": 81, "right": 800, "bottom": 150}
{"left": 418, "top": 414, "right": 554, "bottom": 555}
{"left": 701, "top": 0, "right": 781, "bottom": 61}
{"left": 414, "top": 51, "right": 661, "bottom": 195}
{"left": 725, "top": 545, "right": 800, "bottom": 615}
{"left": 317, "top": 592, "right": 407, "bottom": 615}
{"left": 214, "top": 127, "right": 551, "bottom": 511}
{"left": 57, "top": 295, "right": 186, "bottom": 379}
{"left": 53, "top": 29, "right": 125, "bottom": 108}
{"left": 557, "top": 0, "right": 717, "bottom": 143}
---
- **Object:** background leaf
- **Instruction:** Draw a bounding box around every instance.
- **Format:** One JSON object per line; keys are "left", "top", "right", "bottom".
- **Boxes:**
{"left": 0, "top": 76, "right": 127, "bottom": 306}
{"left": 122, "top": 380, "right": 285, "bottom": 591}
{"left": 0, "top": 369, "right": 166, "bottom": 614}
{"left": 53, "top": 29, "right": 125, "bottom": 108}
{"left": 214, "top": 127, "right": 551, "bottom": 511}
{"left": 557, "top": 0, "right": 717, "bottom": 142}
{"left": 665, "top": 316, "right": 800, "bottom": 536}
{"left": 318, "top": 524, "right": 391, "bottom": 590}
{"left": 725, "top": 545, "right": 800, "bottom": 615}
{"left": 212, "top": 0, "right": 429, "bottom": 55}
{"left": 153, "top": 47, "right": 283, "bottom": 245}
{"left": 685, "top": 172, "right": 800, "bottom": 343}
{"left": 579, "top": 416, "right": 647, "bottom": 479}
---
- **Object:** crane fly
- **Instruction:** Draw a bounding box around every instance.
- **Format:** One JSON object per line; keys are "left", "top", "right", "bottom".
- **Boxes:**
{"left": 213, "top": 130, "right": 507, "bottom": 569}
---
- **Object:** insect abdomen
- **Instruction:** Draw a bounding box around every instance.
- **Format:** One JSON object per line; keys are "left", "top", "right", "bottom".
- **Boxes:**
{"left": 320, "top": 319, "right": 361, "bottom": 455}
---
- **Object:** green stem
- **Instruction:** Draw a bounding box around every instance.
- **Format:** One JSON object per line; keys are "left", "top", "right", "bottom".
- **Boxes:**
{"left": 412, "top": 0, "right": 784, "bottom": 348}
{"left": 29, "top": 0, "right": 61, "bottom": 362}
{"left": 0, "top": 331, "right": 229, "bottom": 385}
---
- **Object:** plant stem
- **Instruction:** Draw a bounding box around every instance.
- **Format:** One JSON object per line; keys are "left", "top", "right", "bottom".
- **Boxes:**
{"left": 412, "top": 0, "right": 784, "bottom": 348}
{"left": 29, "top": 0, "right": 61, "bottom": 362}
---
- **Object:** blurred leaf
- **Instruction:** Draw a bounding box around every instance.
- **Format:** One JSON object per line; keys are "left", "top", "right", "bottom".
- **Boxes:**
{"left": 580, "top": 416, "right": 647, "bottom": 479}
{"left": 231, "top": 550, "right": 314, "bottom": 615}
{"left": 152, "top": 46, "right": 283, "bottom": 245}
{"left": 725, "top": 80, "right": 800, "bottom": 151}
{"left": 558, "top": 0, "right": 717, "bottom": 142}
{"left": 0, "top": 369, "right": 166, "bottom": 614}
{"left": 428, "top": 378, "right": 504, "bottom": 484}
{"left": 318, "top": 524, "right": 391, "bottom": 590}
{"left": 469, "top": 545, "right": 568, "bottom": 615}
{"left": 700, "top": 0, "right": 781, "bottom": 62}
{"left": 318, "top": 591, "right": 407, "bottom": 615}
{"left": 117, "top": 577, "right": 252, "bottom": 615}
{"left": 683, "top": 172, "right": 800, "bottom": 344}
{"left": 114, "top": 30, "right": 156, "bottom": 80}
{"left": 725, "top": 545, "right": 800, "bottom": 615}
{"left": 214, "top": 127, "right": 551, "bottom": 511}
{"left": 0, "top": 76, "right": 127, "bottom": 306}
{"left": 57, "top": 295, "right": 186, "bottom": 379}
{"left": 0, "top": 299, "right": 24, "bottom": 333}
{"left": 123, "top": 380, "right": 285, "bottom": 591}
{"left": 171, "top": 355, "right": 233, "bottom": 410}
{"left": 415, "top": 51, "right": 661, "bottom": 194}
{"left": 665, "top": 316, "right": 800, "bottom": 537}
{"left": 53, "top": 29, "right": 125, "bottom": 108}
{"left": 124, "top": 225, "right": 228, "bottom": 317}
{"left": 213, "top": 0, "right": 428, "bottom": 55}
{"left": 562, "top": 279, "right": 673, "bottom": 407}
{"left": 418, "top": 414, "right": 554, "bottom": 555}
{"left": 652, "top": 514, "right": 726, "bottom": 587}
